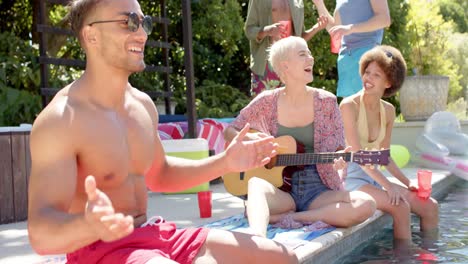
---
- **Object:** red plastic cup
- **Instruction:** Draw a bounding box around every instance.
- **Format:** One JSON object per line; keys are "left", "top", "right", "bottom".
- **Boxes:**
{"left": 197, "top": 191, "right": 212, "bottom": 218}
{"left": 330, "top": 34, "right": 341, "bottom": 54}
{"left": 278, "top": 20, "right": 292, "bottom": 39}
{"left": 417, "top": 169, "right": 432, "bottom": 199}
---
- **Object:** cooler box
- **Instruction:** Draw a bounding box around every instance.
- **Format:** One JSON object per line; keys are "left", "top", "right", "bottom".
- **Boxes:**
{"left": 162, "top": 138, "right": 210, "bottom": 194}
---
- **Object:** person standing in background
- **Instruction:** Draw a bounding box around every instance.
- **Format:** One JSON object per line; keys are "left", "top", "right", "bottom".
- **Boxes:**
{"left": 245, "top": 0, "right": 328, "bottom": 97}
{"left": 312, "top": 0, "right": 391, "bottom": 98}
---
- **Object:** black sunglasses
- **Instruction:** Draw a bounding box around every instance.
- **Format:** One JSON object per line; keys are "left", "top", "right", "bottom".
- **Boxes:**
{"left": 88, "top": 12, "right": 153, "bottom": 35}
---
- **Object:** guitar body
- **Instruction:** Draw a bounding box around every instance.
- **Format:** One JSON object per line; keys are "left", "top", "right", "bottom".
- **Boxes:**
{"left": 222, "top": 132, "right": 389, "bottom": 196}
{"left": 223, "top": 135, "right": 297, "bottom": 196}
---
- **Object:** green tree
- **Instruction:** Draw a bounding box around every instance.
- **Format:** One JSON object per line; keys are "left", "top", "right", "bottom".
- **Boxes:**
{"left": 436, "top": 0, "right": 467, "bottom": 33}
{"left": 405, "top": 0, "right": 462, "bottom": 101}
{"left": 1, "top": 0, "right": 466, "bottom": 124}
{"left": 447, "top": 33, "right": 468, "bottom": 98}
{"left": 0, "top": 32, "right": 41, "bottom": 125}
{"left": 0, "top": 0, "right": 32, "bottom": 40}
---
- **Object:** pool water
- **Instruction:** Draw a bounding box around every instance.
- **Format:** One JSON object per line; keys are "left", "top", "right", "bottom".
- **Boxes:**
{"left": 338, "top": 180, "right": 468, "bottom": 264}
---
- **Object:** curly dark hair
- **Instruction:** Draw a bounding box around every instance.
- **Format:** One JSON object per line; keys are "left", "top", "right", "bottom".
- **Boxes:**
{"left": 359, "top": 45, "right": 407, "bottom": 98}
{"left": 67, "top": 0, "right": 104, "bottom": 43}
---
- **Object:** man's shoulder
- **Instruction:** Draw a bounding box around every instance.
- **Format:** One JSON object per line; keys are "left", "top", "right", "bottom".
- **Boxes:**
{"left": 38, "top": 93, "right": 72, "bottom": 120}
{"left": 129, "top": 87, "right": 153, "bottom": 104}
{"left": 32, "top": 87, "right": 80, "bottom": 136}
{"left": 128, "top": 87, "right": 157, "bottom": 115}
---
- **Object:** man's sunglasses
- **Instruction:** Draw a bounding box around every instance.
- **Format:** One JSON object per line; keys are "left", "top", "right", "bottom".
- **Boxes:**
{"left": 88, "top": 12, "right": 153, "bottom": 35}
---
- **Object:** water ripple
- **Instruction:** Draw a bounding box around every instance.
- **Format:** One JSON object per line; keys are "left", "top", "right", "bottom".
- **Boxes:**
{"left": 338, "top": 181, "right": 468, "bottom": 264}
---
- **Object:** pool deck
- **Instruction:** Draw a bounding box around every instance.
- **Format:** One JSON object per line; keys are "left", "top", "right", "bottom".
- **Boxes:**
{"left": 0, "top": 163, "right": 465, "bottom": 264}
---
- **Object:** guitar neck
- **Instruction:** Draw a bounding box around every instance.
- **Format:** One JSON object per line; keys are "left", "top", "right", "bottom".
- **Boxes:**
{"left": 275, "top": 152, "right": 352, "bottom": 166}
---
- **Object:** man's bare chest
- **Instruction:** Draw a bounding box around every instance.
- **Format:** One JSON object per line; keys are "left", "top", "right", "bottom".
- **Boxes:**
{"left": 75, "top": 112, "right": 155, "bottom": 183}
{"left": 272, "top": 0, "right": 291, "bottom": 15}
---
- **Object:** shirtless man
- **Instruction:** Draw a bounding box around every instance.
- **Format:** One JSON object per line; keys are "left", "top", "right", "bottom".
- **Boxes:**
{"left": 245, "top": 0, "right": 328, "bottom": 96}
{"left": 27, "top": 0, "right": 298, "bottom": 263}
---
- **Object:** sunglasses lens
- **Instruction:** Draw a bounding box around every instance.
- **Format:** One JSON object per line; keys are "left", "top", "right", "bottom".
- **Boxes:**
{"left": 142, "top": 16, "right": 153, "bottom": 35}
{"left": 127, "top": 13, "right": 139, "bottom": 32}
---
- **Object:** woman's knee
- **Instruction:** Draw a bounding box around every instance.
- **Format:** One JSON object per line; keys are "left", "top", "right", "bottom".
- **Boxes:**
{"left": 352, "top": 191, "right": 376, "bottom": 211}
{"left": 248, "top": 177, "right": 271, "bottom": 193}
{"left": 388, "top": 200, "right": 411, "bottom": 220}
{"left": 353, "top": 196, "right": 377, "bottom": 222}
{"left": 419, "top": 197, "right": 439, "bottom": 219}
{"left": 345, "top": 192, "right": 376, "bottom": 225}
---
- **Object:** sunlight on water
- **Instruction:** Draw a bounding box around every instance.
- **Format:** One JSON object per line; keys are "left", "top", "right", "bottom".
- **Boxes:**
{"left": 338, "top": 181, "right": 468, "bottom": 264}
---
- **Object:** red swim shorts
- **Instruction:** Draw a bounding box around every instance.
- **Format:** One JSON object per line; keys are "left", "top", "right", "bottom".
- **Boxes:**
{"left": 66, "top": 222, "right": 209, "bottom": 264}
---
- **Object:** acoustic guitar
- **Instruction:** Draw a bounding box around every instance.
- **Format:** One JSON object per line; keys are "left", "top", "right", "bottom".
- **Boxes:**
{"left": 223, "top": 135, "right": 390, "bottom": 196}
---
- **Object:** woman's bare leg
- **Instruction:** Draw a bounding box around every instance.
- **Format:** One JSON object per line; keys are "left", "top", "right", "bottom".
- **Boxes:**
{"left": 270, "top": 190, "right": 376, "bottom": 227}
{"left": 193, "top": 229, "right": 298, "bottom": 264}
{"left": 397, "top": 185, "right": 439, "bottom": 231}
{"left": 359, "top": 184, "right": 412, "bottom": 240}
{"left": 246, "top": 177, "right": 295, "bottom": 237}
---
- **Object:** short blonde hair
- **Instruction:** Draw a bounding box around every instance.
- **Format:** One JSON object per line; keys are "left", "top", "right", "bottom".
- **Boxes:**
{"left": 268, "top": 36, "right": 306, "bottom": 77}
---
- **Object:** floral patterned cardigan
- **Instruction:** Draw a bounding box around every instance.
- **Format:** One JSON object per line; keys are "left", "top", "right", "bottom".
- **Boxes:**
{"left": 229, "top": 88, "right": 345, "bottom": 191}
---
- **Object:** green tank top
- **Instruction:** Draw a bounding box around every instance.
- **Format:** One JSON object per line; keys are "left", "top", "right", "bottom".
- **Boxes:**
{"left": 277, "top": 122, "right": 314, "bottom": 153}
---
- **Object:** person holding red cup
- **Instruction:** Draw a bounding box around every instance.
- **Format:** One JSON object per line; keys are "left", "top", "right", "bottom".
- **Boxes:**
{"left": 313, "top": 0, "right": 392, "bottom": 98}
{"left": 244, "top": 0, "right": 328, "bottom": 97}
{"left": 417, "top": 170, "right": 432, "bottom": 199}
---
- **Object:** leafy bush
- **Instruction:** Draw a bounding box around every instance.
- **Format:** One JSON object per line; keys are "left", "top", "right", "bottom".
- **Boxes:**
{"left": 405, "top": 0, "right": 462, "bottom": 102}
{"left": 0, "top": 87, "right": 41, "bottom": 126}
{"left": 436, "top": 0, "right": 467, "bottom": 33}
{"left": 174, "top": 80, "right": 250, "bottom": 118}
{"left": 447, "top": 97, "right": 467, "bottom": 120}
{"left": 1, "top": 0, "right": 466, "bottom": 125}
{"left": 0, "top": 32, "right": 40, "bottom": 93}
{"left": 0, "top": 32, "right": 42, "bottom": 125}
{"left": 446, "top": 33, "right": 468, "bottom": 101}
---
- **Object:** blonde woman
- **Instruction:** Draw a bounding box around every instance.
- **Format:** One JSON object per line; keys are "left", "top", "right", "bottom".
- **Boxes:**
{"left": 224, "top": 36, "right": 376, "bottom": 237}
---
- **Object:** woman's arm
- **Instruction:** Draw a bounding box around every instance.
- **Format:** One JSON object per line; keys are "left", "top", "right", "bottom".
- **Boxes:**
{"left": 328, "top": 0, "right": 390, "bottom": 39}
{"left": 244, "top": 0, "right": 280, "bottom": 42}
{"left": 347, "top": 0, "right": 391, "bottom": 34}
{"left": 312, "top": 0, "right": 337, "bottom": 30}
{"left": 380, "top": 104, "right": 411, "bottom": 188}
{"left": 302, "top": 16, "right": 328, "bottom": 41}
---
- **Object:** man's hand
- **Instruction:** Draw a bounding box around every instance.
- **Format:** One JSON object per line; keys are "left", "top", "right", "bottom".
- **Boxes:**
{"left": 243, "top": 131, "right": 270, "bottom": 141}
{"left": 264, "top": 23, "right": 283, "bottom": 40}
{"left": 84, "top": 176, "right": 134, "bottom": 242}
{"left": 225, "top": 124, "right": 278, "bottom": 172}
